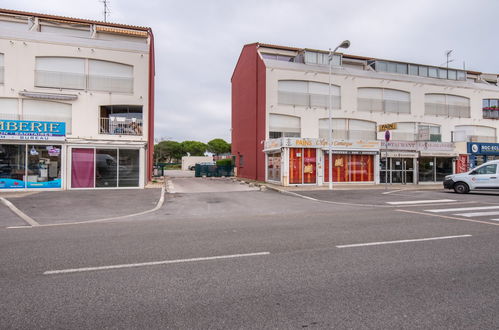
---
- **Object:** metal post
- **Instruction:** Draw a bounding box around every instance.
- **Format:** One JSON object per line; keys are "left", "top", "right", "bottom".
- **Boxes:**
{"left": 385, "top": 142, "right": 388, "bottom": 190}
{"left": 328, "top": 48, "right": 333, "bottom": 190}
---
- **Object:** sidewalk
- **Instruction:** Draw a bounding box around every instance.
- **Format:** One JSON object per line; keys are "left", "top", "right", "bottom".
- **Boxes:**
{"left": 264, "top": 182, "right": 444, "bottom": 192}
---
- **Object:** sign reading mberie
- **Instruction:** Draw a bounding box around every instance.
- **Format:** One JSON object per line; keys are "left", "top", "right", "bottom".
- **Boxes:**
{"left": 0, "top": 119, "right": 66, "bottom": 141}
{"left": 378, "top": 123, "right": 397, "bottom": 132}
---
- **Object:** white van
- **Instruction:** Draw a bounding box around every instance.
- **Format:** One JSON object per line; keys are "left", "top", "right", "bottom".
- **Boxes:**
{"left": 443, "top": 160, "right": 499, "bottom": 193}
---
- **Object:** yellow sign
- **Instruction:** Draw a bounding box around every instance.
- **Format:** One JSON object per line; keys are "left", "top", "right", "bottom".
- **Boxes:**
{"left": 378, "top": 123, "right": 397, "bottom": 132}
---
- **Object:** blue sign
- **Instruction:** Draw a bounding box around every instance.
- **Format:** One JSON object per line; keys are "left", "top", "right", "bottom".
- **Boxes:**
{"left": 467, "top": 142, "right": 499, "bottom": 155}
{"left": 0, "top": 119, "right": 66, "bottom": 141}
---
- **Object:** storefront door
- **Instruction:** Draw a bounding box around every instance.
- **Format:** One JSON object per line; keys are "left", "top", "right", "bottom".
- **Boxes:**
{"left": 390, "top": 158, "right": 414, "bottom": 184}
{"left": 418, "top": 157, "right": 453, "bottom": 182}
{"left": 289, "top": 148, "right": 316, "bottom": 184}
{"left": 267, "top": 152, "right": 282, "bottom": 182}
{"left": 324, "top": 153, "right": 375, "bottom": 183}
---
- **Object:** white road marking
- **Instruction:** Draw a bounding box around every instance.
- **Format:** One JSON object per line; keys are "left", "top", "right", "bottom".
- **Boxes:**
{"left": 425, "top": 205, "right": 499, "bottom": 213}
{"left": 8, "top": 186, "right": 166, "bottom": 229}
{"left": 386, "top": 199, "right": 456, "bottom": 205}
{"left": 454, "top": 211, "right": 499, "bottom": 217}
{"left": 491, "top": 219, "right": 499, "bottom": 222}
{"left": 43, "top": 251, "right": 270, "bottom": 275}
{"left": 397, "top": 209, "right": 499, "bottom": 227}
{"left": 0, "top": 197, "right": 39, "bottom": 226}
{"left": 382, "top": 189, "right": 406, "bottom": 195}
{"left": 336, "top": 235, "right": 472, "bottom": 248}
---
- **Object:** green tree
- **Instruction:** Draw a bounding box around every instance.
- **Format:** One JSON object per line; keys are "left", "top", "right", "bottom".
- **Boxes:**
{"left": 207, "top": 138, "right": 231, "bottom": 155}
{"left": 180, "top": 140, "right": 207, "bottom": 156}
{"left": 155, "top": 140, "right": 183, "bottom": 162}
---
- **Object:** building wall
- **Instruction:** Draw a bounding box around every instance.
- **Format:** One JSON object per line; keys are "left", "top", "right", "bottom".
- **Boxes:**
{"left": 231, "top": 44, "right": 266, "bottom": 181}
{"left": 0, "top": 13, "right": 154, "bottom": 186}
{"left": 265, "top": 62, "right": 499, "bottom": 143}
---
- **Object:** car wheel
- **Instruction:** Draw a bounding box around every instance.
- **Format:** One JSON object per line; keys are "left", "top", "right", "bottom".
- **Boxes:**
{"left": 453, "top": 182, "right": 469, "bottom": 194}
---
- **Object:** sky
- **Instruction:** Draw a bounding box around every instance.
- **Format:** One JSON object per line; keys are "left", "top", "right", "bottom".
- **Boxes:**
{"left": 2, "top": 0, "right": 499, "bottom": 143}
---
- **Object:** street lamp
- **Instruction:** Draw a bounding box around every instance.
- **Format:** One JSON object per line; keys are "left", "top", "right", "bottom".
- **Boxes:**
{"left": 328, "top": 40, "right": 350, "bottom": 190}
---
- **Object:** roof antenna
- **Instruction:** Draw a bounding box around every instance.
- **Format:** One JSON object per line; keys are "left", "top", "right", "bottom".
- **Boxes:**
{"left": 101, "top": 0, "right": 110, "bottom": 22}
{"left": 444, "top": 50, "right": 454, "bottom": 69}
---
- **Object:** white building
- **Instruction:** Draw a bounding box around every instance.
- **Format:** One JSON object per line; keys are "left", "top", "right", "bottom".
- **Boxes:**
{"left": 232, "top": 43, "right": 499, "bottom": 186}
{"left": 0, "top": 8, "right": 155, "bottom": 190}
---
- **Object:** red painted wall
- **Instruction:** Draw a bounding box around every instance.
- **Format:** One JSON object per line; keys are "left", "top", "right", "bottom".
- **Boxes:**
{"left": 231, "top": 44, "right": 266, "bottom": 181}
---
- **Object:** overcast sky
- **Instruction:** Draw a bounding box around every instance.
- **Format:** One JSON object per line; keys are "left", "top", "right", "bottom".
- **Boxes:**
{"left": 3, "top": 0, "right": 499, "bottom": 142}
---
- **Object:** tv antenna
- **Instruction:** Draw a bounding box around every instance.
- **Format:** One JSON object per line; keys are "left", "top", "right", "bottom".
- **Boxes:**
{"left": 441, "top": 50, "right": 454, "bottom": 69}
{"left": 101, "top": 0, "right": 110, "bottom": 22}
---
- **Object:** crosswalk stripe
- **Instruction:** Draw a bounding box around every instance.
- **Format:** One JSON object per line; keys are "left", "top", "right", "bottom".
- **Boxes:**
{"left": 387, "top": 199, "right": 456, "bottom": 205}
{"left": 425, "top": 206, "right": 499, "bottom": 213}
{"left": 491, "top": 219, "right": 499, "bottom": 222}
{"left": 454, "top": 211, "right": 499, "bottom": 218}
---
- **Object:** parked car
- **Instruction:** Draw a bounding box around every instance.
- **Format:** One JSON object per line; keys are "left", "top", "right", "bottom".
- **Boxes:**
{"left": 443, "top": 160, "right": 499, "bottom": 193}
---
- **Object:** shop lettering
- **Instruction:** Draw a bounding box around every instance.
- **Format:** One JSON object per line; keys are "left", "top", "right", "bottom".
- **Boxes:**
{"left": 0, "top": 121, "right": 61, "bottom": 133}
{"left": 295, "top": 140, "right": 313, "bottom": 146}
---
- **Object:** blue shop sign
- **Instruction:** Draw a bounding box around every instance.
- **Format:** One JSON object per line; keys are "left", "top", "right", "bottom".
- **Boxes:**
{"left": 0, "top": 119, "right": 66, "bottom": 141}
{"left": 467, "top": 142, "right": 499, "bottom": 155}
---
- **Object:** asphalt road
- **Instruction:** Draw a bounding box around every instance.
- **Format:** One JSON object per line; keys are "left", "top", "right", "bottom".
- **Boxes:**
{"left": 1, "top": 178, "right": 498, "bottom": 329}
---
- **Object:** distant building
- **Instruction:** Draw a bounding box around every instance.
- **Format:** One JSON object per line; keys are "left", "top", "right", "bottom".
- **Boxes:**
{"left": 231, "top": 43, "right": 499, "bottom": 186}
{"left": 0, "top": 8, "right": 154, "bottom": 190}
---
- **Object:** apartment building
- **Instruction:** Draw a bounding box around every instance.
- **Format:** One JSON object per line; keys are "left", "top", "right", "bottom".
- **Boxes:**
{"left": 0, "top": 8, "right": 154, "bottom": 190}
{"left": 231, "top": 43, "right": 499, "bottom": 186}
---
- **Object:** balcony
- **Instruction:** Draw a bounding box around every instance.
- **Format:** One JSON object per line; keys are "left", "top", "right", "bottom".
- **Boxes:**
{"left": 35, "top": 70, "right": 86, "bottom": 90}
{"left": 278, "top": 91, "right": 341, "bottom": 109}
{"left": 34, "top": 70, "right": 133, "bottom": 93}
{"left": 483, "top": 108, "right": 499, "bottom": 119}
{"left": 357, "top": 98, "right": 410, "bottom": 114}
{"left": 100, "top": 117, "right": 143, "bottom": 136}
{"left": 425, "top": 103, "right": 470, "bottom": 118}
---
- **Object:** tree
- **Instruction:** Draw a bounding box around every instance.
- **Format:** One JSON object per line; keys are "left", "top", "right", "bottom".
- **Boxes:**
{"left": 155, "top": 140, "right": 183, "bottom": 163}
{"left": 207, "top": 138, "right": 231, "bottom": 155}
{"left": 180, "top": 141, "right": 207, "bottom": 156}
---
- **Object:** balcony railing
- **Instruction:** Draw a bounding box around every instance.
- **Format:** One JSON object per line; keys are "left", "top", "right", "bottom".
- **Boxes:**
{"left": 483, "top": 108, "right": 499, "bottom": 119}
{"left": 278, "top": 91, "right": 341, "bottom": 109}
{"left": 357, "top": 98, "right": 410, "bottom": 114}
{"left": 35, "top": 70, "right": 86, "bottom": 90}
{"left": 100, "top": 117, "right": 143, "bottom": 136}
{"left": 34, "top": 70, "right": 133, "bottom": 93}
{"left": 319, "top": 129, "right": 376, "bottom": 141}
{"left": 425, "top": 103, "right": 470, "bottom": 118}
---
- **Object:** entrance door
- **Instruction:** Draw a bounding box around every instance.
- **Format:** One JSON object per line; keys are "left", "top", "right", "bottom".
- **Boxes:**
{"left": 388, "top": 158, "right": 414, "bottom": 184}
{"left": 289, "top": 148, "right": 316, "bottom": 184}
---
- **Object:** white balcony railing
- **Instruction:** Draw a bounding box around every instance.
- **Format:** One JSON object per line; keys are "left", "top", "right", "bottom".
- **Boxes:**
{"left": 100, "top": 117, "right": 143, "bottom": 136}
{"left": 278, "top": 91, "right": 341, "bottom": 109}
{"left": 34, "top": 70, "right": 133, "bottom": 93}
{"left": 357, "top": 98, "right": 410, "bottom": 114}
{"left": 425, "top": 102, "right": 470, "bottom": 118}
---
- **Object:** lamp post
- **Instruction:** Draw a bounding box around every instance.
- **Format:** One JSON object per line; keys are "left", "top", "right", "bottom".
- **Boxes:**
{"left": 328, "top": 40, "right": 350, "bottom": 190}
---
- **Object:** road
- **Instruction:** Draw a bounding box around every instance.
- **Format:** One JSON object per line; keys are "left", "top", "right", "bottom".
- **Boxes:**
{"left": 1, "top": 178, "right": 498, "bottom": 329}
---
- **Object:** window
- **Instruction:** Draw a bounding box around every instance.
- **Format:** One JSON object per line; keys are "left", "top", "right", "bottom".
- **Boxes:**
{"left": 358, "top": 88, "right": 410, "bottom": 114}
{"left": 454, "top": 125, "right": 496, "bottom": 143}
{"left": 71, "top": 148, "right": 140, "bottom": 188}
{"left": 0, "top": 53, "right": 4, "bottom": 84}
{"left": 409, "top": 65, "right": 418, "bottom": 75}
{"left": 483, "top": 99, "right": 499, "bottom": 119}
{"left": 425, "top": 94, "right": 470, "bottom": 118}
{"left": 88, "top": 60, "right": 133, "bottom": 93}
{"left": 304, "top": 51, "right": 341, "bottom": 66}
{"left": 417, "top": 124, "right": 441, "bottom": 141}
{"left": 428, "top": 67, "right": 438, "bottom": 78}
{"left": 474, "top": 164, "right": 497, "bottom": 175}
{"left": 278, "top": 80, "right": 340, "bottom": 109}
{"left": 269, "top": 114, "right": 300, "bottom": 138}
{"left": 419, "top": 66, "right": 428, "bottom": 77}
{"left": 261, "top": 53, "right": 293, "bottom": 62}
{"left": 319, "top": 118, "right": 375, "bottom": 140}
{"left": 34, "top": 57, "right": 133, "bottom": 93}
{"left": 100, "top": 105, "right": 143, "bottom": 135}
{"left": 22, "top": 100, "right": 72, "bottom": 134}
{"left": 35, "top": 57, "right": 85, "bottom": 89}
{"left": 239, "top": 155, "right": 244, "bottom": 167}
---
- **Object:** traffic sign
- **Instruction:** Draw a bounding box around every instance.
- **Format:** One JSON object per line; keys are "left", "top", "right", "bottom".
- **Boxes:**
{"left": 385, "top": 130, "right": 391, "bottom": 142}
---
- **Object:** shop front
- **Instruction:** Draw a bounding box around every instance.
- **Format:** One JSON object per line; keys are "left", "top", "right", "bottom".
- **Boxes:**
{"left": 0, "top": 119, "right": 65, "bottom": 190}
{"left": 381, "top": 141, "right": 456, "bottom": 183}
{"left": 264, "top": 138, "right": 380, "bottom": 186}
{"left": 467, "top": 142, "right": 499, "bottom": 168}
